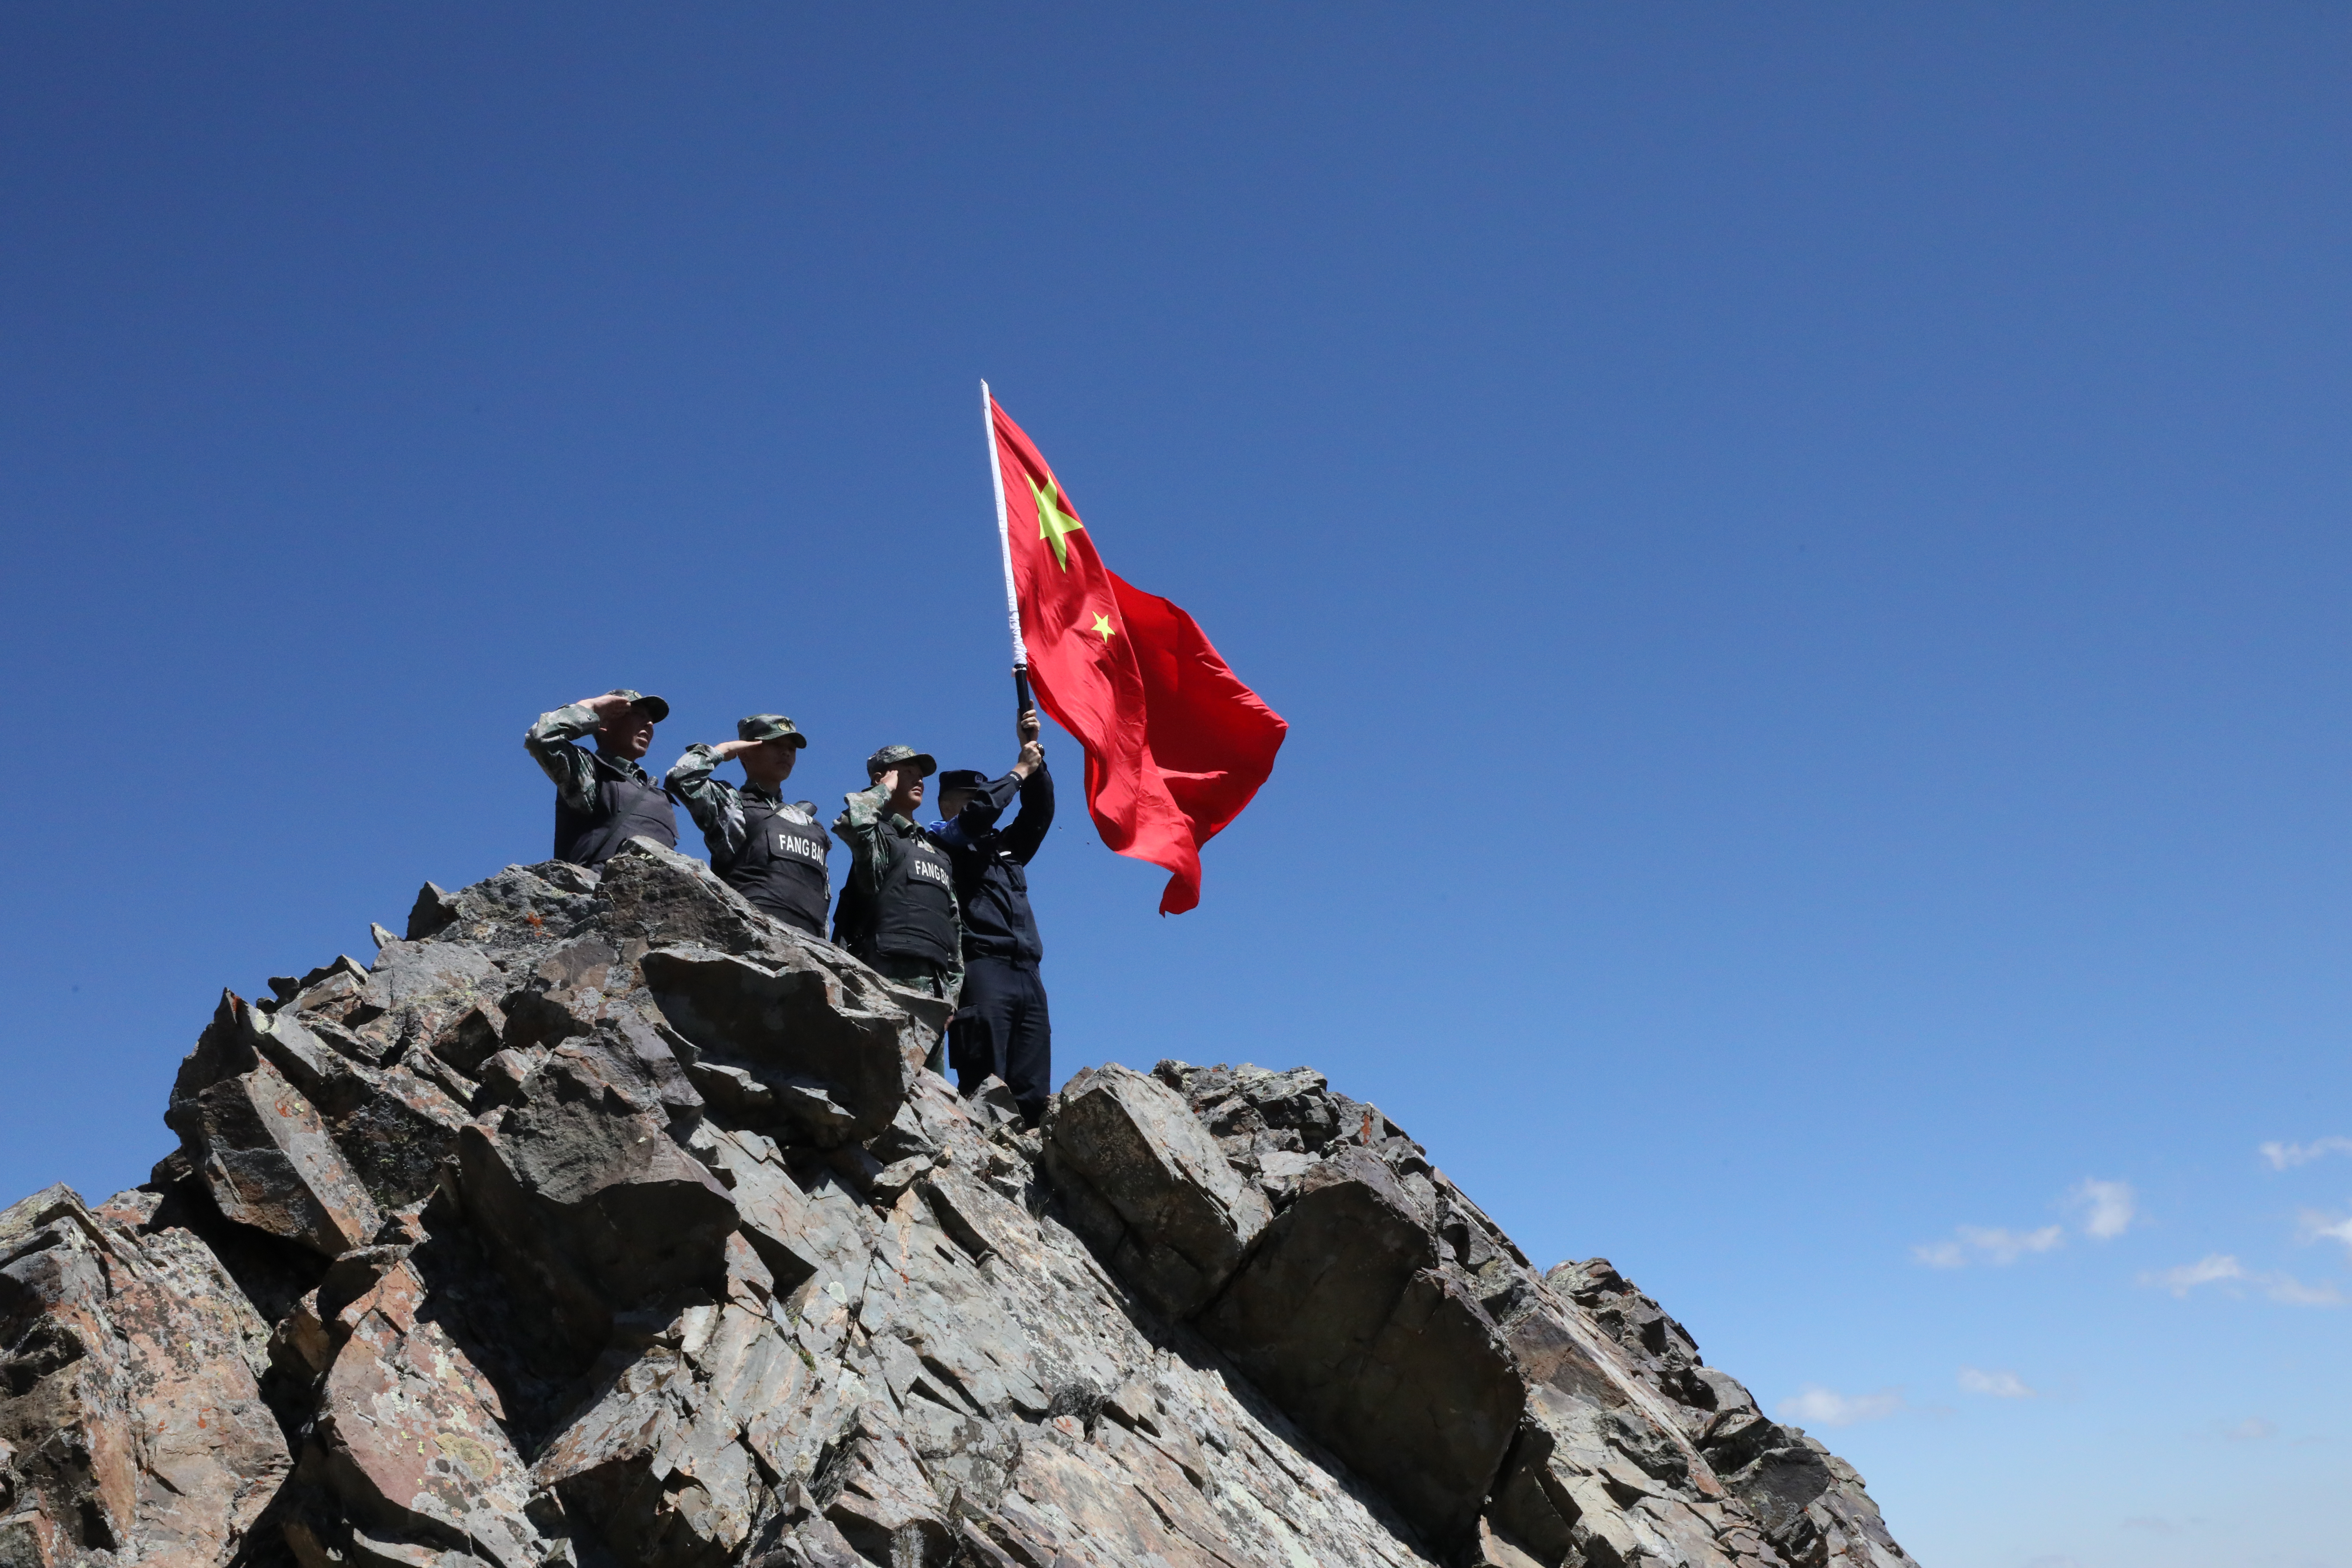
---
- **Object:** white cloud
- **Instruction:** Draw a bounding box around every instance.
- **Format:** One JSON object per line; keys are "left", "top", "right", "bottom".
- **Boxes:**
{"left": 2223, "top": 1416, "right": 2276, "bottom": 1441}
{"left": 2068, "top": 1178, "right": 2138, "bottom": 1240}
{"left": 1915, "top": 1180, "right": 2126, "bottom": 1268}
{"left": 1912, "top": 1223, "right": 2064, "bottom": 1268}
{"left": 2136, "top": 1253, "right": 2343, "bottom": 1306}
{"left": 1970, "top": 1223, "right": 2065, "bottom": 1262}
{"left": 1956, "top": 1366, "right": 2036, "bottom": 1399}
{"left": 2262, "top": 1273, "right": 2343, "bottom": 1307}
{"left": 2258, "top": 1136, "right": 2352, "bottom": 1171}
{"left": 2295, "top": 1208, "right": 2352, "bottom": 1256}
{"left": 2140, "top": 1254, "right": 2245, "bottom": 1296}
{"left": 1775, "top": 1385, "right": 1904, "bottom": 1428}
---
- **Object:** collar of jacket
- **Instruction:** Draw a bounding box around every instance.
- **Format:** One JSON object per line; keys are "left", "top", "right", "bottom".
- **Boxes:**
{"left": 590, "top": 750, "right": 650, "bottom": 784}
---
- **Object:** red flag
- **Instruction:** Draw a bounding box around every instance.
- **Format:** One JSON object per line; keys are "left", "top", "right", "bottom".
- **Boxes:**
{"left": 989, "top": 394, "right": 1286, "bottom": 914}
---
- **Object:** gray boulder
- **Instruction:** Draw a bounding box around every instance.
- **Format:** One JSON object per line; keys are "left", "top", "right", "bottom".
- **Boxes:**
{"left": 1196, "top": 1146, "right": 1524, "bottom": 1549}
{"left": 1041, "top": 1063, "right": 1271, "bottom": 1320}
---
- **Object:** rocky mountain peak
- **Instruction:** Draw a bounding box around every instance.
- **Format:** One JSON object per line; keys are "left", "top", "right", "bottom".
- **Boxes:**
{"left": 0, "top": 839, "right": 1917, "bottom": 1568}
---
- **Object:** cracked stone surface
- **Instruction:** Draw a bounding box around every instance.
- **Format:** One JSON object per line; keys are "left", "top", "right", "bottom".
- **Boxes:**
{"left": 0, "top": 839, "right": 1918, "bottom": 1568}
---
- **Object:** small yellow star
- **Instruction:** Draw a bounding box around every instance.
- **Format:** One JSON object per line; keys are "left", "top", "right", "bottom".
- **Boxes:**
{"left": 1090, "top": 612, "right": 1115, "bottom": 642}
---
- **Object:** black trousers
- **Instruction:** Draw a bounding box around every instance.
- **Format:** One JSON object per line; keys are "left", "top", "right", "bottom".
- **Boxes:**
{"left": 950, "top": 957, "right": 1052, "bottom": 1118}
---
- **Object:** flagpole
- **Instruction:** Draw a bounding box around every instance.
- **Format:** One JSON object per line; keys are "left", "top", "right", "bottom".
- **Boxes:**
{"left": 982, "top": 379, "right": 1035, "bottom": 718}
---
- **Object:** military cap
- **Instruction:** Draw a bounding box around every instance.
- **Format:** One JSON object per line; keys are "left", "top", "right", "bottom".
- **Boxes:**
{"left": 937, "top": 769, "right": 989, "bottom": 793}
{"left": 737, "top": 714, "right": 808, "bottom": 748}
{"left": 608, "top": 688, "right": 670, "bottom": 722}
{"left": 865, "top": 743, "right": 937, "bottom": 780}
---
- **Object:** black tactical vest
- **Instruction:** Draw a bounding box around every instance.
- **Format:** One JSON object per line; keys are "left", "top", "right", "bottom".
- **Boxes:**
{"left": 864, "top": 826, "right": 958, "bottom": 965}
{"left": 553, "top": 755, "right": 678, "bottom": 867}
{"left": 721, "top": 796, "right": 832, "bottom": 937}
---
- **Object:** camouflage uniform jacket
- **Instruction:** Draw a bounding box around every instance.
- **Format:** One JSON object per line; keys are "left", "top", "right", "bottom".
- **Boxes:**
{"left": 663, "top": 744, "right": 827, "bottom": 866}
{"left": 525, "top": 702, "right": 656, "bottom": 810}
{"left": 833, "top": 780, "right": 965, "bottom": 989}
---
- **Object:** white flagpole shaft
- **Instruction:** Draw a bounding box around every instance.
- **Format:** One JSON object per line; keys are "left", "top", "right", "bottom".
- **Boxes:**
{"left": 982, "top": 379, "right": 1029, "bottom": 670}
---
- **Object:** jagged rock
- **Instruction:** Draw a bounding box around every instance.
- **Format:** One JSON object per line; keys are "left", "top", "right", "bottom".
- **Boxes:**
{"left": 362, "top": 938, "right": 502, "bottom": 1046}
{"left": 1539, "top": 1259, "right": 1916, "bottom": 1568}
{"left": 429, "top": 1001, "right": 507, "bottom": 1078}
{"left": 533, "top": 1299, "right": 798, "bottom": 1568}
{"left": 0, "top": 1185, "right": 288, "bottom": 1567}
{"left": 688, "top": 1127, "right": 841, "bottom": 1298}
{"left": 1041, "top": 1064, "right": 1270, "bottom": 1320}
{"left": 166, "top": 1043, "right": 383, "bottom": 1259}
{"left": 576, "top": 1012, "right": 707, "bottom": 1130}
{"left": 1197, "top": 1145, "right": 1524, "bottom": 1549}
{"left": 455, "top": 1053, "right": 737, "bottom": 1366}
{"left": 585, "top": 841, "right": 948, "bottom": 1075}
{"left": 174, "top": 992, "right": 471, "bottom": 1218}
{"left": 817, "top": 1411, "right": 954, "bottom": 1566}
{"left": 0, "top": 847, "right": 1916, "bottom": 1568}
{"left": 640, "top": 949, "right": 906, "bottom": 1145}
{"left": 406, "top": 882, "right": 461, "bottom": 942}
{"left": 303, "top": 1259, "right": 538, "bottom": 1568}
{"left": 596, "top": 840, "right": 779, "bottom": 957}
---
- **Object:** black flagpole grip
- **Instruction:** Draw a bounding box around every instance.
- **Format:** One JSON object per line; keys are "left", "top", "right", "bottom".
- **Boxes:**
{"left": 1013, "top": 666, "right": 1035, "bottom": 718}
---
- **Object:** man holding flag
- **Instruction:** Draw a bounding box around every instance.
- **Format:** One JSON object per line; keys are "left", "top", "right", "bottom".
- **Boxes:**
{"left": 934, "top": 711, "right": 1055, "bottom": 1125}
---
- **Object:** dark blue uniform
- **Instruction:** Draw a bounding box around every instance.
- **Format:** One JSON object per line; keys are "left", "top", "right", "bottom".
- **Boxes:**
{"left": 932, "top": 763, "right": 1054, "bottom": 1120}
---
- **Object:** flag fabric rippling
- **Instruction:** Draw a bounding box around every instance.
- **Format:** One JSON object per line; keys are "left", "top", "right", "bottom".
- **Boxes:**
{"left": 989, "top": 394, "right": 1286, "bottom": 914}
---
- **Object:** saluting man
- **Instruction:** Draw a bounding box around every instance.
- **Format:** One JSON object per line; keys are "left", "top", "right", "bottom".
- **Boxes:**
{"left": 934, "top": 708, "right": 1055, "bottom": 1125}
{"left": 833, "top": 746, "right": 965, "bottom": 1062}
{"left": 525, "top": 688, "right": 677, "bottom": 867}
{"left": 664, "top": 714, "right": 831, "bottom": 938}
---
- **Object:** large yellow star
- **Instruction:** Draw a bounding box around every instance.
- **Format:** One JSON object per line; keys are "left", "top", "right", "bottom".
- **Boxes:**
{"left": 1029, "top": 473, "right": 1085, "bottom": 570}
{"left": 1090, "top": 612, "right": 1115, "bottom": 642}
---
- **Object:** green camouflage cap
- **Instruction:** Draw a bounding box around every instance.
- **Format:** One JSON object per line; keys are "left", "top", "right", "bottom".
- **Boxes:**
{"left": 607, "top": 688, "right": 670, "bottom": 722}
{"left": 737, "top": 713, "right": 808, "bottom": 748}
{"left": 865, "top": 743, "right": 937, "bottom": 779}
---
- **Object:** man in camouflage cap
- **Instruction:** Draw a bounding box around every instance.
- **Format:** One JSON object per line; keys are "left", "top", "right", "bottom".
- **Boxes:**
{"left": 833, "top": 745, "right": 964, "bottom": 1061}
{"left": 664, "top": 714, "right": 833, "bottom": 938}
{"left": 525, "top": 689, "right": 677, "bottom": 867}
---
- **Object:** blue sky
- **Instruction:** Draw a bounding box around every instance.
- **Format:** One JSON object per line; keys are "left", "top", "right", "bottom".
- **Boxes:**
{"left": 2, "top": 7, "right": 2345, "bottom": 1564}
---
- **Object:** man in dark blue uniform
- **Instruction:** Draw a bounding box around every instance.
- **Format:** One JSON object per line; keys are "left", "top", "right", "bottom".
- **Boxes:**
{"left": 933, "top": 711, "right": 1054, "bottom": 1125}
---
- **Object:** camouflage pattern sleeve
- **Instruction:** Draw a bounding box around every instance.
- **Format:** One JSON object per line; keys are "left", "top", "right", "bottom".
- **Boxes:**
{"left": 524, "top": 703, "right": 604, "bottom": 816}
{"left": 663, "top": 744, "right": 748, "bottom": 862}
{"left": 833, "top": 781, "right": 897, "bottom": 897}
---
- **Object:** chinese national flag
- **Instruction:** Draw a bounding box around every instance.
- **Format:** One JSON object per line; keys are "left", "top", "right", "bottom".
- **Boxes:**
{"left": 992, "top": 394, "right": 1287, "bottom": 914}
